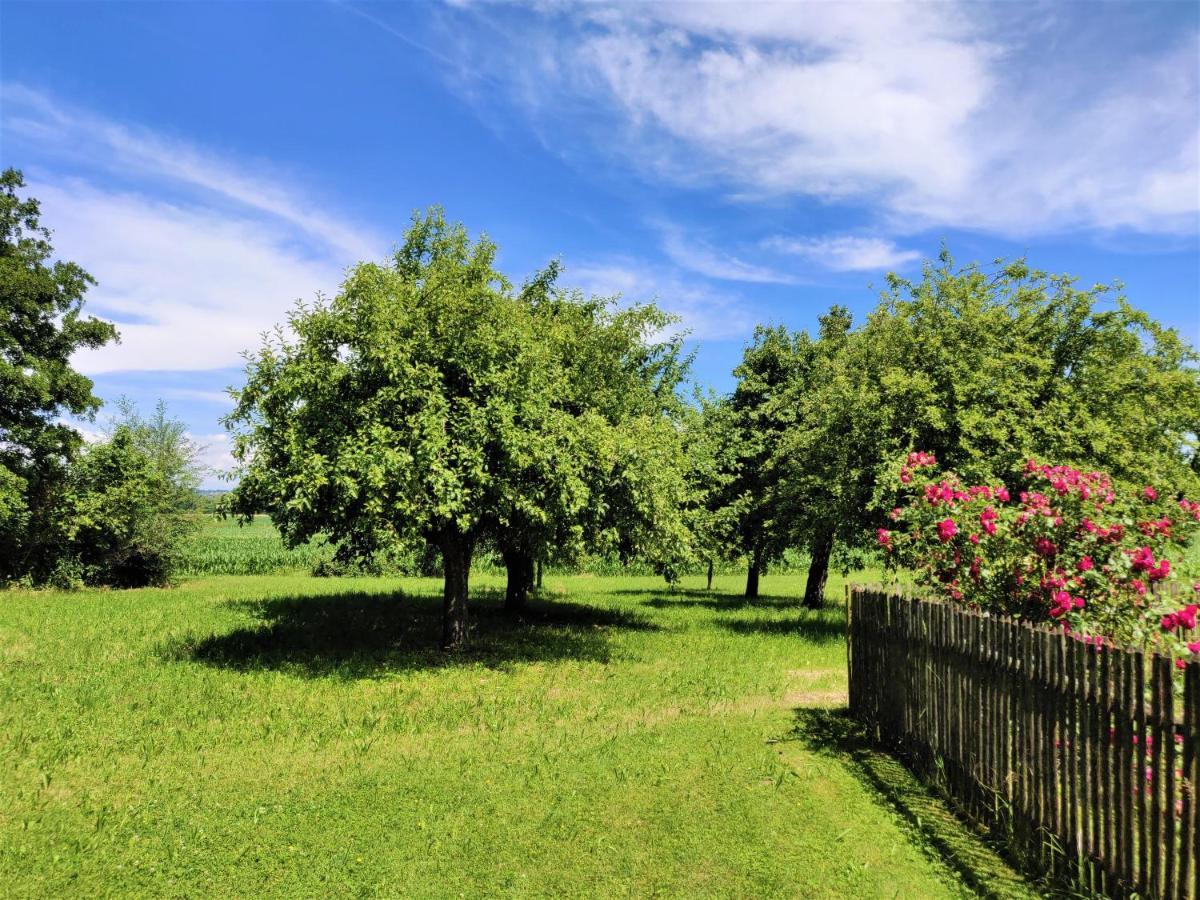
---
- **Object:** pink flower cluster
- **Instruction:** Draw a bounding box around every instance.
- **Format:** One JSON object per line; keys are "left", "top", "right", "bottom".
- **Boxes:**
{"left": 899, "top": 450, "right": 938, "bottom": 485}
{"left": 1130, "top": 546, "right": 1171, "bottom": 581}
{"left": 876, "top": 528, "right": 893, "bottom": 552}
{"left": 1050, "top": 590, "right": 1084, "bottom": 619}
{"left": 886, "top": 453, "right": 1200, "bottom": 667}
{"left": 1180, "top": 499, "right": 1200, "bottom": 522}
{"left": 1161, "top": 604, "right": 1198, "bottom": 632}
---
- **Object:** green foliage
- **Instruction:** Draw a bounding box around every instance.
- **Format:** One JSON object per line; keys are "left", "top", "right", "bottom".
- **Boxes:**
{"left": 777, "top": 253, "right": 1200, "bottom": 588}
{"left": 498, "top": 265, "right": 694, "bottom": 586}
{"left": 707, "top": 315, "right": 852, "bottom": 602}
{"left": 0, "top": 571, "right": 1029, "bottom": 897}
{"left": 709, "top": 326, "right": 816, "bottom": 593}
{"left": 0, "top": 168, "right": 118, "bottom": 582}
{"left": 50, "top": 427, "right": 197, "bottom": 587}
{"left": 225, "top": 209, "right": 693, "bottom": 643}
{"left": 860, "top": 256, "right": 1199, "bottom": 491}
{"left": 10, "top": 399, "right": 207, "bottom": 589}
{"left": 107, "top": 398, "right": 204, "bottom": 511}
{"left": 674, "top": 391, "right": 739, "bottom": 578}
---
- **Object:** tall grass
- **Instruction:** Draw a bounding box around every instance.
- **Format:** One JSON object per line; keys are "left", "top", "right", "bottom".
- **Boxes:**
{"left": 177, "top": 516, "right": 333, "bottom": 576}
{"left": 178, "top": 516, "right": 837, "bottom": 580}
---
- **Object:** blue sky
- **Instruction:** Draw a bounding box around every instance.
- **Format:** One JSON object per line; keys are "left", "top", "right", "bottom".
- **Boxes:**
{"left": 2, "top": 1, "right": 1198, "bottom": 486}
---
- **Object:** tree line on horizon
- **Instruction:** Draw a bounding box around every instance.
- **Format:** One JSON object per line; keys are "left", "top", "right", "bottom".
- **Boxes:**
{"left": 3, "top": 169, "right": 1198, "bottom": 650}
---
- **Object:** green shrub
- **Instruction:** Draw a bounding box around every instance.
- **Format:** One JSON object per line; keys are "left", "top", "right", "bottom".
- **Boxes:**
{"left": 55, "top": 427, "right": 199, "bottom": 587}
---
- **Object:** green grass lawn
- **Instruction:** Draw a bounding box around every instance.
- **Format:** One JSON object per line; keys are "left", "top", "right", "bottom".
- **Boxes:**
{"left": 0, "top": 571, "right": 1035, "bottom": 898}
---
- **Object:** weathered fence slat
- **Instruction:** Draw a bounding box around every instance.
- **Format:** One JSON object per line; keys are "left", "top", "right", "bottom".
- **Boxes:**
{"left": 848, "top": 587, "right": 1200, "bottom": 899}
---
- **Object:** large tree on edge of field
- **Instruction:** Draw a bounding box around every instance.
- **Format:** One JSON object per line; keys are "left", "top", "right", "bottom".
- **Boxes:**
{"left": 0, "top": 168, "right": 118, "bottom": 582}
{"left": 225, "top": 210, "right": 551, "bottom": 647}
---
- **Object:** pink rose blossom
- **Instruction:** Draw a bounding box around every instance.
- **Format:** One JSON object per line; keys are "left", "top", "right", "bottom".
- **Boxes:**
{"left": 1034, "top": 537, "right": 1057, "bottom": 558}
{"left": 876, "top": 528, "right": 893, "bottom": 552}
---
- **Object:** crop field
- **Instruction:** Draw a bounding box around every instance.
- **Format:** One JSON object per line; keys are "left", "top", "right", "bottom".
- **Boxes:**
{"left": 0, "top": 564, "right": 1035, "bottom": 898}
{"left": 177, "top": 515, "right": 334, "bottom": 576}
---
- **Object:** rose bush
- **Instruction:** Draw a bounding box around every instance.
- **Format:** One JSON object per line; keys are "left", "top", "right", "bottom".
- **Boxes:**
{"left": 881, "top": 451, "right": 1200, "bottom": 664}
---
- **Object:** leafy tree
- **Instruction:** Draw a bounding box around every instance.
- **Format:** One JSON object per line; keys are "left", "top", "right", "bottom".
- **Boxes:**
{"left": 770, "top": 306, "right": 856, "bottom": 608}
{"left": 680, "top": 391, "right": 739, "bottom": 590}
{"left": 225, "top": 209, "right": 692, "bottom": 646}
{"left": 0, "top": 168, "right": 118, "bottom": 582}
{"left": 53, "top": 425, "right": 198, "bottom": 587}
{"left": 107, "top": 397, "right": 205, "bottom": 511}
{"left": 496, "top": 269, "right": 694, "bottom": 607}
{"left": 779, "top": 253, "right": 1200, "bottom": 603}
{"left": 714, "top": 325, "right": 814, "bottom": 597}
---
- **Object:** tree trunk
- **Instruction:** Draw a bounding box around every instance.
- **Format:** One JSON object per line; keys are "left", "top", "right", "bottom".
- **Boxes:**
{"left": 803, "top": 526, "right": 835, "bottom": 610}
{"left": 441, "top": 534, "right": 473, "bottom": 650}
{"left": 745, "top": 549, "right": 761, "bottom": 599}
{"left": 536, "top": 559, "right": 543, "bottom": 590}
{"left": 706, "top": 559, "right": 714, "bottom": 592}
{"left": 503, "top": 547, "right": 535, "bottom": 613}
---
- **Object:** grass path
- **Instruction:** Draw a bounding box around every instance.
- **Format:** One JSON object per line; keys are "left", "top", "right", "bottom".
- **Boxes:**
{"left": 1, "top": 573, "right": 1036, "bottom": 897}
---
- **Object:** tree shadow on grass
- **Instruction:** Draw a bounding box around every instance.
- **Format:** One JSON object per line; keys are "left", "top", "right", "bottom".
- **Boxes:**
{"left": 162, "top": 590, "right": 660, "bottom": 680}
{"left": 717, "top": 611, "right": 846, "bottom": 644}
{"left": 787, "top": 708, "right": 1041, "bottom": 899}
{"left": 638, "top": 590, "right": 804, "bottom": 611}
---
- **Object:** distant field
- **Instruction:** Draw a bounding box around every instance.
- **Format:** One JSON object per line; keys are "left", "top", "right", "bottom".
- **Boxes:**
{"left": 177, "top": 515, "right": 333, "bottom": 576}
{"left": 0, "top": 571, "right": 1033, "bottom": 897}
{"left": 175, "top": 515, "right": 840, "bottom": 581}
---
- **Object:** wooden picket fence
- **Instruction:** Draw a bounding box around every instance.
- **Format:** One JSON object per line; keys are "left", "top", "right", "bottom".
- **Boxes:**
{"left": 848, "top": 586, "right": 1200, "bottom": 898}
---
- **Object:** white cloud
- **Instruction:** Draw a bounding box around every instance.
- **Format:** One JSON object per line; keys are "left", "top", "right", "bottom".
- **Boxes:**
{"left": 764, "top": 235, "right": 920, "bottom": 272}
{"left": 660, "top": 225, "right": 796, "bottom": 283}
{"left": 566, "top": 257, "right": 756, "bottom": 340}
{"left": 441, "top": 2, "right": 1200, "bottom": 236}
{"left": 160, "top": 388, "right": 236, "bottom": 407}
{"left": 34, "top": 179, "right": 347, "bottom": 374}
{"left": 3, "top": 87, "right": 384, "bottom": 374}
{"left": 3, "top": 85, "right": 379, "bottom": 260}
{"left": 191, "top": 432, "right": 237, "bottom": 488}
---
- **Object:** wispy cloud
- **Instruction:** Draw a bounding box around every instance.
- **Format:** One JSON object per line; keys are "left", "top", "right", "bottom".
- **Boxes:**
{"left": 3, "top": 85, "right": 380, "bottom": 261}
{"left": 660, "top": 225, "right": 797, "bottom": 284}
{"left": 34, "top": 178, "right": 347, "bottom": 374}
{"left": 437, "top": 2, "right": 1200, "bottom": 237}
{"left": 566, "top": 257, "right": 757, "bottom": 340}
{"left": 3, "top": 87, "right": 384, "bottom": 374}
{"left": 763, "top": 235, "right": 921, "bottom": 272}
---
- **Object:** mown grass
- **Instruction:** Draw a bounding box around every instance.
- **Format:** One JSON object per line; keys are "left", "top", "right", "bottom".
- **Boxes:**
{"left": 0, "top": 571, "right": 1036, "bottom": 897}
